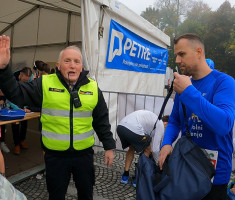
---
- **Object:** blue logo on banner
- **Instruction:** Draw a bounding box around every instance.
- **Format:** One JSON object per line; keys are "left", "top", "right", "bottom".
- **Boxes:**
{"left": 106, "top": 19, "right": 168, "bottom": 74}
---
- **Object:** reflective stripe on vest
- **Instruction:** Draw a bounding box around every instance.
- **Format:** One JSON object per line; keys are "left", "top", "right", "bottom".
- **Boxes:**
{"left": 41, "top": 74, "right": 98, "bottom": 151}
{"left": 42, "top": 129, "right": 94, "bottom": 141}
{"left": 41, "top": 108, "right": 92, "bottom": 118}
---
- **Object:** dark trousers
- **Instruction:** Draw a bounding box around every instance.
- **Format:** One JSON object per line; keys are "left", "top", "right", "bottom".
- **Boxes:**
{"left": 44, "top": 148, "right": 95, "bottom": 200}
{"left": 202, "top": 184, "right": 228, "bottom": 200}
{"left": 11, "top": 121, "right": 27, "bottom": 146}
{"left": 0, "top": 125, "right": 6, "bottom": 142}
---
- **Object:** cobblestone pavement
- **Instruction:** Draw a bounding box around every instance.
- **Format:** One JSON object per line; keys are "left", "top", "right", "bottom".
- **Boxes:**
{"left": 13, "top": 150, "right": 235, "bottom": 200}
{"left": 13, "top": 150, "right": 139, "bottom": 200}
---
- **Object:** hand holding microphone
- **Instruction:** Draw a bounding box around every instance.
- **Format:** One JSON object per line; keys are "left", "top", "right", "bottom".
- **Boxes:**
{"left": 173, "top": 72, "right": 192, "bottom": 94}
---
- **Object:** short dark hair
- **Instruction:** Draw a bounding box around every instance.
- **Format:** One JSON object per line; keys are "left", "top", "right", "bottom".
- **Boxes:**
{"left": 34, "top": 60, "right": 50, "bottom": 74}
{"left": 174, "top": 33, "right": 205, "bottom": 53}
{"left": 174, "top": 33, "right": 203, "bottom": 45}
{"left": 50, "top": 68, "right": 55, "bottom": 74}
{"left": 21, "top": 67, "right": 32, "bottom": 77}
{"left": 162, "top": 115, "right": 169, "bottom": 122}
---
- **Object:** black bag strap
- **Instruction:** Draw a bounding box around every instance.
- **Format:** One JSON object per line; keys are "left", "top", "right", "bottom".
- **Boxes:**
{"left": 151, "top": 80, "right": 174, "bottom": 132}
{"left": 181, "top": 104, "right": 191, "bottom": 138}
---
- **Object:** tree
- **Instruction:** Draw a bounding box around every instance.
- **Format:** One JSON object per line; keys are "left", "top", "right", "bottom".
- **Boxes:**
{"left": 186, "top": 1, "right": 211, "bottom": 22}
{"left": 154, "top": 0, "right": 196, "bottom": 35}
{"left": 177, "top": 1, "right": 212, "bottom": 41}
{"left": 204, "top": 1, "right": 235, "bottom": 77}
{"left": 140, "top": 0, "right": 235, "bottom": 77}
{"left": 140, "top": 6, "right": 160, "bottom": 27}
{"left": 226, "top": 25, "right": 235, "bottom": 55}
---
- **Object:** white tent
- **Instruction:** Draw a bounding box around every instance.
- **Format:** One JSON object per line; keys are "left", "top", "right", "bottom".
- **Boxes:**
{"left": 0, "top": 0, "right": 174, "bottom": 148}
{"left": 0, "top": 0, "right": 82, "bottom": 71}
{"left": 0, "top": 0, "right": 170, "bottom": 96}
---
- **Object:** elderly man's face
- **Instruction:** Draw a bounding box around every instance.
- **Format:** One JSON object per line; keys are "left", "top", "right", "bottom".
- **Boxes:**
{"left": 57, "top": 48, "right": 83, "bottom": 84}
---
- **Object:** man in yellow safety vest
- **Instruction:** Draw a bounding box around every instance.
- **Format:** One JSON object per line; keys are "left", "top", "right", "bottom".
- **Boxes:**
{"left": 0, "top": 35, "right": 116, "bottom": 200}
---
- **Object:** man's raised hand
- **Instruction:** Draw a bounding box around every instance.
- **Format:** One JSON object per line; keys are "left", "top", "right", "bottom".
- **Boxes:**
{"left": 0, "top": 35, "right": 10, "bottom": 69}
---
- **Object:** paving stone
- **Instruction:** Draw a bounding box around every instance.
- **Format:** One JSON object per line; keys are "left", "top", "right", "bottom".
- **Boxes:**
{"left": 13, "top": 149, "right": 235, "bottom": 199}
{"left": 13, "top": 150, "right": 137, "bottom": 200}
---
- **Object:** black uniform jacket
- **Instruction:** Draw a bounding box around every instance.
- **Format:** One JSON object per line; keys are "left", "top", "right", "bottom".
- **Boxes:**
{"left": 0, "top": 65, "right": 116, "bottom": 155}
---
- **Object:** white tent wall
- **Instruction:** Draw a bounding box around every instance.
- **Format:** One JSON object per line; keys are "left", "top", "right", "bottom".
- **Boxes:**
{"left": 0, "top": 0, "right": 176, "bottom": 149}
{"left": 1, "top": 0, "right": 170, "bottom": 95}
{"left": 82, "top": 0, "right": 173, "bottom": 148}
{"left": 70, "top": 15, "right": 82, "bottom": 43}
{"left": 12, "top": 47, "right": 62, "bottom": 71}
{"left": 83, "top": 0, "right": 170, "bottom": 96}
{"left": 81, "top": 0, "right": 100, "bottom": 77}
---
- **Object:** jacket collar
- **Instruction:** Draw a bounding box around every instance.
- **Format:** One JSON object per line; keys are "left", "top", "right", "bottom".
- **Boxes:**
{"left": 56, "top": 69, "right": 90, "bottom": 91}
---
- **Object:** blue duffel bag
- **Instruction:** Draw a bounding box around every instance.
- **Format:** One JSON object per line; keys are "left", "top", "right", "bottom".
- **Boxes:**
{"left": 136, "top": 154, "right": 160, "bottom": 200}
{"left": 0, "top": 109, "right": 26, "bottom": 121}
{"left": 154, "top": 135, "right": 215, "bottom": 200}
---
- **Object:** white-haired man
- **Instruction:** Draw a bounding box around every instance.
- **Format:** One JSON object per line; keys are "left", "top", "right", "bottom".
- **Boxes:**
{"left": 0, "top": 35, "right": 115, "bottom": 200}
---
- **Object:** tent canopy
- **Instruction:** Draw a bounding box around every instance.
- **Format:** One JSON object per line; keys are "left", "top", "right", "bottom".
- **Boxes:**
{"left": 0, "top": 0, "right": 82, "bottom": 71}
{"left": 0, "top": 0, "right": 81, "bottom": 31}
{"left": 0, "top": 0, "right": 170, "bottom": 96}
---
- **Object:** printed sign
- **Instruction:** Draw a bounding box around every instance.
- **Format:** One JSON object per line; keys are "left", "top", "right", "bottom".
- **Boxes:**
{"left": 106, "top": 19, "right": 168, "bottom": 74}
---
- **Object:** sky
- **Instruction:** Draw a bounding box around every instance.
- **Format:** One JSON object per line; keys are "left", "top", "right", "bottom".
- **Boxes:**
{"left": 118, "top": 0, "right": 235, "bottom": 15}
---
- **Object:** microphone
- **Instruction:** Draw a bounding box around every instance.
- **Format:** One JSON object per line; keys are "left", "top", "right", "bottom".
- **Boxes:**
{"left": 68, "top": 73, "right": 72, "bottom": 92}
{"left": 68, "top": 72, "right": 82, "bottom": 108}
{"left": 174, "top": 66, "right": 179, "bottom": 73}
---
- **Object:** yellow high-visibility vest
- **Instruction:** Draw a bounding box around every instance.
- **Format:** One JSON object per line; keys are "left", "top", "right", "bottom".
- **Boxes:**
{"left": 41, "top": 74, "right": 98, "bottom": 150}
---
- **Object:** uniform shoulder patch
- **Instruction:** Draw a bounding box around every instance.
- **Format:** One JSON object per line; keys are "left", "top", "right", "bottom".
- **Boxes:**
{"left": 49, "top": 88, "right": 65, "bottom": 92}
{"left": 79, "top": 90, "right": 93, "bottom": 95}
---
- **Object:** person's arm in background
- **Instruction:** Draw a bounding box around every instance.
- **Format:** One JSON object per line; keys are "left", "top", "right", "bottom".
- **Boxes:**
{"left": 0, "top": 89, "right": 6, "bottom": 108}
{"left": 0, "top": 149, "right": 5, "bottom": 176}
{"left": 0, "top": 100, "right": 4, "bottom": 108}
{"left": 6, "top": 100, "right": 31, "bottom": 114}
{"left": 92, "top": 88, "right": 116, "bottom": 167}
{"left": 8, "top": 101, "right": 19, "bottom": 110}
{"left": 151, "top": 120, "right": 165, "bottom": 163}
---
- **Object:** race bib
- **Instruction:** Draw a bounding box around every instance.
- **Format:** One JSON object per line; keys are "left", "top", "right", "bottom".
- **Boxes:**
{"left": 204, "top": 149, "right": 218, "bottom": 169}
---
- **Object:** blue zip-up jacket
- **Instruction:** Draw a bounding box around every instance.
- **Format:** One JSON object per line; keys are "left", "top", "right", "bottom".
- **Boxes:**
{"left": 162, "top": 70, "right": 235, "bottom": 185}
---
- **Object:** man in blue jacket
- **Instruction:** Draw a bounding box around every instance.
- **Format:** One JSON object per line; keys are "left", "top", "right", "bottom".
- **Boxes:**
{"left": 158, "top": 33, "right": 235, "bottom": 200}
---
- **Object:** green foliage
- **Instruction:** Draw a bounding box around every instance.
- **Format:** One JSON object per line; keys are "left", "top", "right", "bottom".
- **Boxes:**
{"left": 141, "top": 0, "right": 235, "bottom": 77}
{"left": 226, "top": 27, "right": 235, "bottom": 55}
{"left": 141, "top": 6, "right": 160, "bottom": 27}
{"left": 204, "top": 1, "right": 235, "bottom": 77}
{"left": 177, "top": 20, "right": 206, "bottom": 38}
